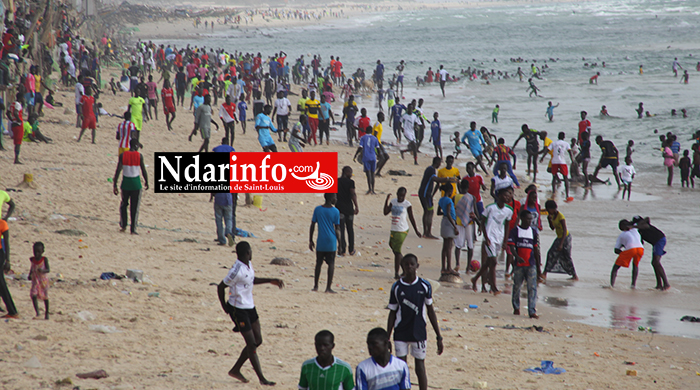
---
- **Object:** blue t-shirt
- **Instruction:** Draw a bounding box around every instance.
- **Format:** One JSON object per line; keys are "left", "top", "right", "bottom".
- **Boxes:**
{"left": 359, "top": 134, "right": 380, "bottom": 162}
{"left": 356, "top": 356, "right": 410, "bottom": 390}
{"left": 214, "top": 193, "right": 233, "bottom": 206}
{"left": 671, "top": 141, "right": 681, "bottom": 154}
{"left": 320, "top": 102, "right": 332, "bottom": 120}
{"left": 212, "top": 145, "right": 235, "bottom": 153}
{"left": 438, "top": 196, "right": 456, "bottom": 221}
{"left": 461, "top": 130, "right": 485, "bottom": 156}
{"left": 193, "top": 95, "right": 204, "bottom": 110}
{"left": 431, "top": 120, "right": 441, "bottom": 145}
{"left": 376, "top": 63, "right": 385, "bottom": 79}
{"left": 388, "top": 277, "right": 434, "bottom": 342}
{"left": 391, "top": 104, "right": 406, "bottom": 125}
{"left": 312, "top": 205, "right": 340, "bottom": 252}
{"left": 238, "top": 101, "right": 247, "bottom": 120}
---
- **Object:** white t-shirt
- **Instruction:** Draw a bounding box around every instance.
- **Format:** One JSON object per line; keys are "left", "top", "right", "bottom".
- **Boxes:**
{"left": 439, "top": 68, "right": 448, "bottom": 81}
{"left": 390, "top": 198, "right": 411, "bottom": 232}
{"left": 75, "top": 83, "right": 85, "bottom": 105}
{"left": 615, "top": 228, "right": 643, "bottom": 250}
{"left": 274, "top": 97, "right": 291, "bottom": 116}
{"left": 223, "top": 260, "right": 255, "bottom": 309}
{"left": 550, "top": 139, "right": 571, "bottom": 165}
{"left": 483, "top": 203, "right": 513, "bottom": 243}
{"left": 619, "top": 164, "right": 636, "bottom": 182}
{"left": 401, "top": 113, "right": 419, "bottom": 142}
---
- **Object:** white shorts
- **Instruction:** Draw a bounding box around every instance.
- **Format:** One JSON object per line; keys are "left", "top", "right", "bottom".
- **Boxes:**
{"left": 455, "top": 223, "right": 475, "bottom": 250}
{"left": 394, "top": 340, "right": 427, "bottom": 360}
{"left": 484, "top": 240, "right": 502, "bottom": 258}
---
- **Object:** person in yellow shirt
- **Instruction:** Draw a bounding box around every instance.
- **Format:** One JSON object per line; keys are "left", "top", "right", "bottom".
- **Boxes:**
{"left": 373, "top": 112, "right": 384, "bottom": 143}
{"left": 437, "top": 155, "right": 460, "bottom": 200}
{"left": 538, "top": 131, "right": 554, "bottom": 171}
{"left": 304, "top": 90, "right": 320, "bottom": 146}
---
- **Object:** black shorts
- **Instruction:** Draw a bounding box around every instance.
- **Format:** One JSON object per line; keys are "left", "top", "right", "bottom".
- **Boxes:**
{"left": 263, "top": 144, "right": 278, "bottom": 153}
{"left": 276, "top": 114, "right": 289, "bottom": 130}
{"left": 227, "top": 304, "right": 258, "bottom": 333}
{"left": 176, "top": 87, "right": 185, "bottom": 96}
{"left": 316, "top": 251, "right": 336, "bottom": 265}
{"left": 526, "top": 143, "right": 538, "bottom": 156}
{"left": 419, "top": 195, "right": 434, "bottom": 211}
{"left": 600, "top": 158, "right": 618, "bottom": 169}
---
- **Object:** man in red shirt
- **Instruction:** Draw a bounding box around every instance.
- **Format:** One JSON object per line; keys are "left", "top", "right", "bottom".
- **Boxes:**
{"left": 10, "top": 93, "right": 24, "bottom": 164}
{"left": 463, "top": 162, "right": 487, "bottom": 216}
{"left": 161, "top": 80, "right": 176, "bottom": 131}
{"left": 333, "top": 57, "right": 342, "bottom": 84}
{"left": 578, "top": 111, "right": 591, "bottom": 143}
{"left": 78, "top": 88, "right": 97, "bottom": 143}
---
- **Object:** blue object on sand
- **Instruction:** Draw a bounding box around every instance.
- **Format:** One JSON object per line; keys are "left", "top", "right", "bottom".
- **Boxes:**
{"left": 235, "top": 228, "right": 257, "bottom": 238}
{"left": 100, "top": 272, "right": 117, "bottom": 280}
{"left": 524, "top": 360, "right": 566, "bottom": 375}
{"left": 468, "top": 304, "right": 478, "bottom": 309}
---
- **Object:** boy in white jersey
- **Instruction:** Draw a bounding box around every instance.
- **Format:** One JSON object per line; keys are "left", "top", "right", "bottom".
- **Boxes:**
{"left": 217, "top": 241, "right": 284, "bottom": 386}
{"left": 610, "top": 220, "right": 644, "bottom": 288}
{"left": 356, "top": 328, "right": 411, "bottom": 390}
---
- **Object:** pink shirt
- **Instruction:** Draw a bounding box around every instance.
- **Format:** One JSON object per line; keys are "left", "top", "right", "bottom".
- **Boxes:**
{"left": 25, "top": 73, "right": 36, "bottom": 93}
{"left": 146, "top": 82, "right": 157, "bottom": 99}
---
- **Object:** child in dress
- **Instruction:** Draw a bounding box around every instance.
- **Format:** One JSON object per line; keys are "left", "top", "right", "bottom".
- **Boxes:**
{"left": 29, "top": 242, "right": 50, "bottom": 319}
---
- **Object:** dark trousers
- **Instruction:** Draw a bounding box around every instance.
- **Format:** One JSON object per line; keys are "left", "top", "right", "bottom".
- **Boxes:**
{"left": 339, "top": 212, "right": 354, "bottom": 255}
{"left": 120, "top": 189, "right": 142, "bottom": 233}
{"left": 224, "top": 121, "right": 235, "bottom": 145}
{"left": 0, "top": 250, "right": 18, "bottom": 315}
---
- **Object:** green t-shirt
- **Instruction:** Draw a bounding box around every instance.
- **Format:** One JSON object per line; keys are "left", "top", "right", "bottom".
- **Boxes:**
{"left": 299, "top": 357, "right": 354, "bottom": 390}
{"left": 128, "top": 97, "right": 145, "bottom": 120}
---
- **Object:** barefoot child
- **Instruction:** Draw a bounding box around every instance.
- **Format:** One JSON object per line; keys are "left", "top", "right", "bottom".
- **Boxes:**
{"left": 679, "top": 150, "right": 691, "bottom": 187}
{"left": 384, "top": 188, "right": 422, "bottom": 279}
{"left": 438, "top": 184, "right": 458, "bottom": 277}
{"left": 429, "top": 112, "right": 443, "bottom": 160}
{"left": 217, "top": 241, "right": 284, "bottom": 386}
{"left": 610, "top": 220, "right": 644, "bottom": 288}
{"left": 619, "top": 156, "right": 636, "bottom": 200}
{"left": 309, "top": 193, "right": 341, "bottom": 293}
{"left": 29, "top": 242, "right": 50, "bottom": 319}
{"left": 509, "top": 209, "right": 540, "bottom": 318}
{"left": 450, "top": 131, "right": 462, "bottom": 159}
{"left": 387, "top": 254, "right": 444, "bottom": 390}
{"left": 542, "top": 200, "right": 578, "bottom": 281}
{"left": 471, "top": 186, "right": 514, "bottom": 294}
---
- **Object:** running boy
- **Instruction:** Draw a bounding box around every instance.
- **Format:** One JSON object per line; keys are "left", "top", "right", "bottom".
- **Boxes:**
{"left": 217, "top": 241, "right": 284, "bottom": 385}
{"left": 29, "top": 242, "right": 50, "bottom": 319}
{"left": 387, "top": 254, "right": 443, "bottom": 390}
{"left": 450, "top": 131, "right": 461, "bottom": 159}
{"left": 471, "top": 186, "right": 514, "bottom": 294}
{"left": 610, "top": 220, "right": 644, "bottom": 288}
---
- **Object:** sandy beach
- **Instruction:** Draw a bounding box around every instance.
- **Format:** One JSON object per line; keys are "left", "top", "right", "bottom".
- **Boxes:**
{"left": 0, "top": 68, "right": 699, "bottom": 389}
{"left": 3, "top": 0, "right": 700, "bottom": 387}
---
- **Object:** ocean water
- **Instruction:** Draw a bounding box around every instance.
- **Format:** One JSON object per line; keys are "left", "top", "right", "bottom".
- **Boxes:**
{"left": 153, "top": 0, "right": 700, "bottom": 338}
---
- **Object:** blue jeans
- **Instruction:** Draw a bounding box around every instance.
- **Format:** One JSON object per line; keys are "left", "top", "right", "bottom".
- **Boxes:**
{"left": 214, "top": 204, "right": 233, "bottom": 244}
{"left": 512, "top": 264, "right": 537, "bottom": 316}
{"left": 493, "top": 160, "right": 520, "bottom": 187}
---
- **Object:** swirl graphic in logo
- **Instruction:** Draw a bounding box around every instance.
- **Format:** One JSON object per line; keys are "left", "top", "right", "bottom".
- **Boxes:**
{"left": 290, "top": 162, "right": 335, "bottom": 190}
{"left": 305, "top": 172, "right": 334, "bottom": 190}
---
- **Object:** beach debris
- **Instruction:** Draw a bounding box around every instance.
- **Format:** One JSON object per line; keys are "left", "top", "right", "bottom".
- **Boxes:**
{"left": 55, "top": 229, "right": 87, "bottom": 236}
{"left": 76, "top": 369, "right": 109, "bottom": 379}
{"left": 270, "top": 257, "right": 294, "bottom": 266}
{"left": 76, "top": 311, "right": 96, "bottom": 322}
{"left": 126, "top": 269, "right": 144, "bottom": 282}
{"left": 387, "top": 170, "right": 412, "bottom": 176}
{"left": 624, "top": 361, "right": 636, "bottom": 365}
{"left": 175, "top": 237, "right": 198, "bottom": 243}
{"left": 469, "top": 304, "right": 479, "bottom": 309}
{"left": 89, "top": 325, "right": 119, "bottom": 334}
{"left": 438, "top": 274, "right": 463, "bottom": 283}
{"left": 524, "top": 360, "right": 566, "bottom": 374}
{"left": 680, "top": 315, "right": 700, "bottom": 322}
{"left": 49, "top": 214, "right": 67, "bottom": 221}
{"left": 55, "top": 377, "right": 73, "bottom": 386}
{"left": 32, "top": 335, "right": 48, "bottom": 341}
{"left": 148, "top": 292, "right": 160, "bottom": 298}
{"left": 18, "top": 173, "right": 37, "bottom": 189}
{"left": 626, "top": 369, "right": 637, "bottom": 376}
{"left": 473, "top": 381, "right": 488, "bottom": 389}
{"left": 263, "top": 225, "right": 276, "bottom": 232}
{"left": 99, "top": 272, "right": 123, "bottom": 280}
{"left": 24, "top": 356, "right": 42, "bottom": 368}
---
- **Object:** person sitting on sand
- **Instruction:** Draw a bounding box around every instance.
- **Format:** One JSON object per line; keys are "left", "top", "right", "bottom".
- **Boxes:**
{"left": 217, "top": 241, "right": 284, "bottom": 386}
{"left": 309, "top": 193, "right": 340, "bottom": 293}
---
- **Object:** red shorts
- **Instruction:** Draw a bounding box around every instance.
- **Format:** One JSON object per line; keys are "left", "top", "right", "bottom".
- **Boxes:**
{"left": 12, "top": 125, "right": 23, "bottom": 145}
{"left": 163, "top": 104, "right": 175, "bottom": 115}
{"left": 615, "top": 247, "right": 644, "bottom": 268}
{"left": 551, "top": 163, "right": 568, "bottom": 176}
{"left": 82, "top": 115, "right": 96, "bottom": 129}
